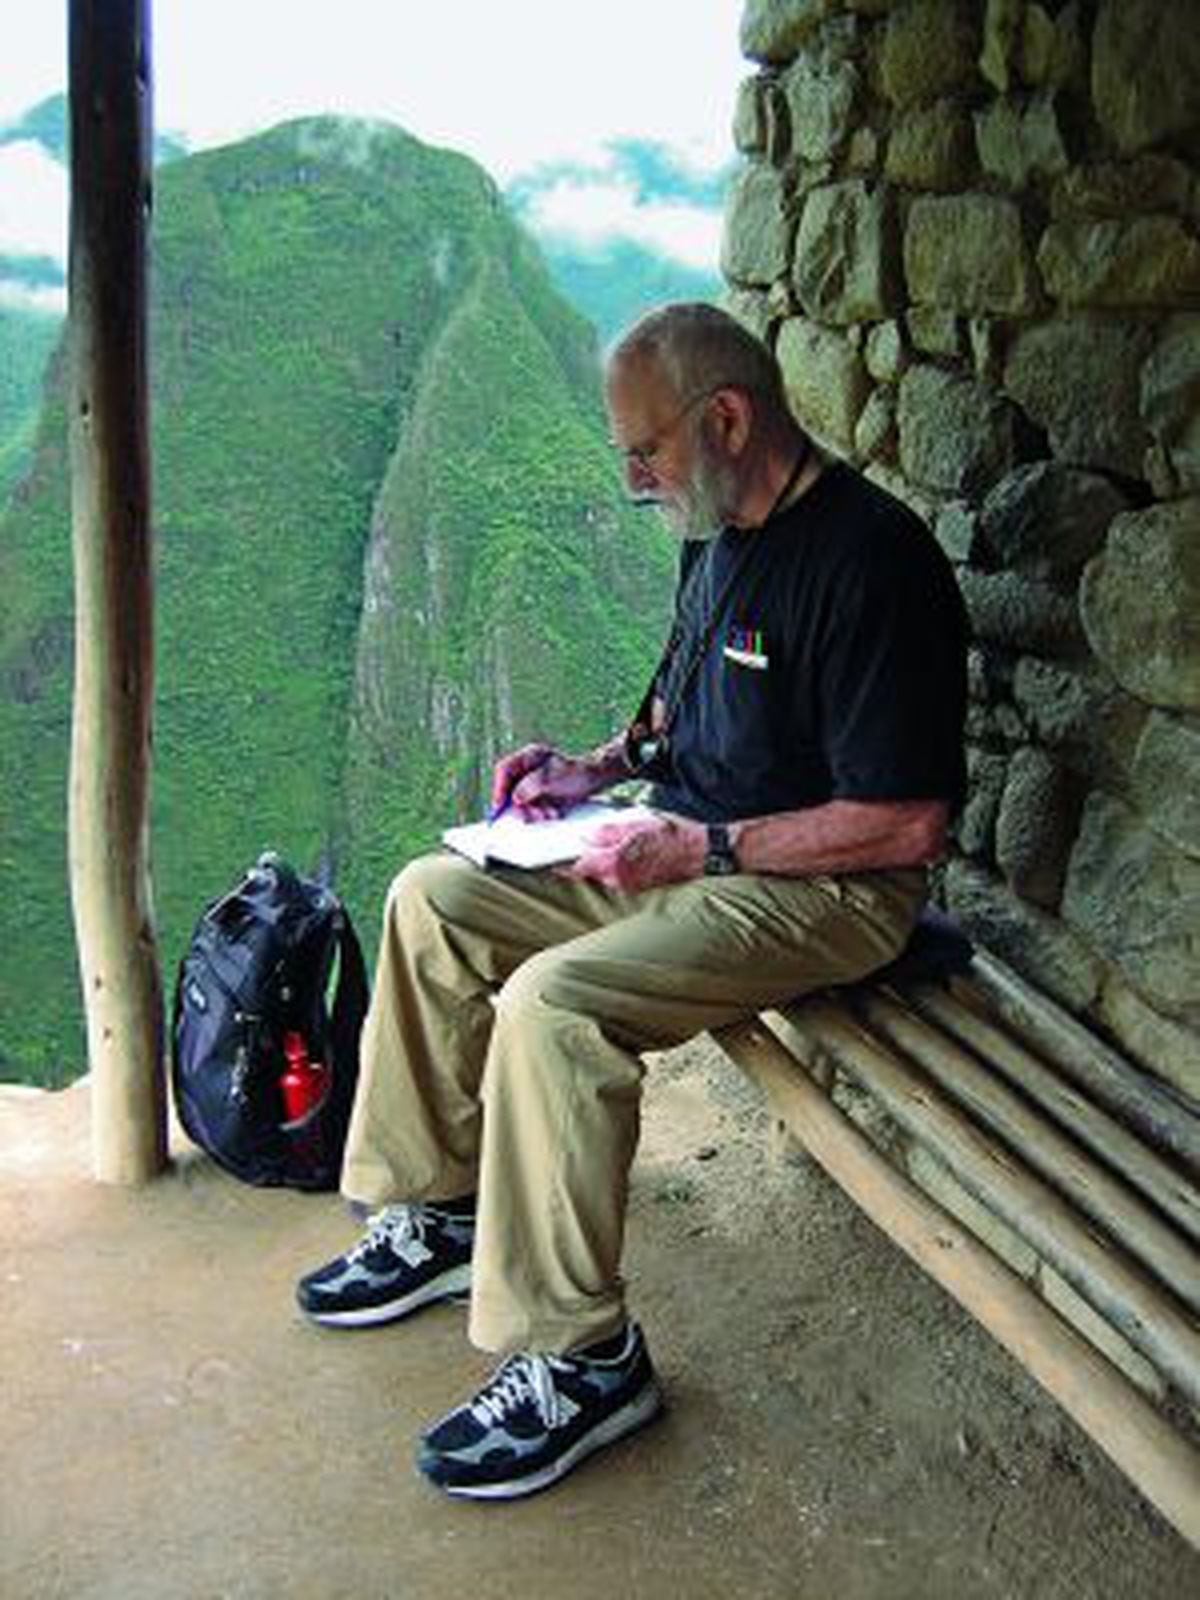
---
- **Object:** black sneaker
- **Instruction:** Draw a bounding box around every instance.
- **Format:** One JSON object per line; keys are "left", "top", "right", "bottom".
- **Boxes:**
{"left": 296, "top": 1202, "right": 474, "bottom": 1327}
{"left": 416, "top": 1322, "right": 664, "bottom": 1499}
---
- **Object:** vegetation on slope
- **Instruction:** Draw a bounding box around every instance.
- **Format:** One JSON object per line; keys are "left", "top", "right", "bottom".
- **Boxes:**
{"left": 0, "top": 117, "right": 674, "bottom": 1085}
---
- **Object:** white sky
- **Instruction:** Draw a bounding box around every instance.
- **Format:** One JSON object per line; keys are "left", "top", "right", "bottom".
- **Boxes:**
{"left": 1, "top": 1, "right": 746, "bottom": 281}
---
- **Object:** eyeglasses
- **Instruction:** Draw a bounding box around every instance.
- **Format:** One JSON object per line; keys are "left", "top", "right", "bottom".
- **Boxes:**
{"left": 611, "top": 386, "right": 720, "bottom": 471}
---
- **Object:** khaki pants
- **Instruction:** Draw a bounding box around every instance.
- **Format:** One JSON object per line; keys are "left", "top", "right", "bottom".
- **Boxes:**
{"left": 341, "top": 851, "right": 926, "bottom": 1356}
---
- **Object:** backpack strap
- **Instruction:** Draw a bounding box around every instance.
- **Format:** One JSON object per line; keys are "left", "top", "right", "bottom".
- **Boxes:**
{"left": 332, "top": 912, "right": 370, "bottom": 1042}
{"left": 326, "top": 909, "right": 370, "bottom": 1143}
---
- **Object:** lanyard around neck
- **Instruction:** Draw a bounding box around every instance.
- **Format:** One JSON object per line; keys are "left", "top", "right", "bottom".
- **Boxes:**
{"left": 624, "top": 445, "right": 810, "bottom": 775}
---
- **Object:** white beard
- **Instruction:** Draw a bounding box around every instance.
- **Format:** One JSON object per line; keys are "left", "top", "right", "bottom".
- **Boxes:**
{"left": 657, "top": 445, "right": 738, "bottom": 541}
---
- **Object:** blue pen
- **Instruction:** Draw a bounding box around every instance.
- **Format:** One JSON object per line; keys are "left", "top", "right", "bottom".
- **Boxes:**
{"left": 488, "top": 796, "right": 512, "bottom": 824}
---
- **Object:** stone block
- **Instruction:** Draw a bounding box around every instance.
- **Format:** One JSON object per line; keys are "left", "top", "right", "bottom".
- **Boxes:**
{"left": 1002, "top": 315, "right": 1153, "bottom": 478}
{"left": 1012, "top": 658, "right": 1147, "bottom": 786}
{"left": 1051, "top": 156, "right": 1195, "bottom": 224}
{"left": 725, "top": 286, "right": 776, "bottom": 343}
{"left": 907, "top": 1144, "right": 1039, "bottom": 1280}
{"left": 880, "top": 0, "right": 980, "bottom": 107}
{"left": 897, "top": 364, "right": 1028, "bottom": 496}
{"left": 968, "top": 319, "right": 1005, "bottom": 384}
{"left": 864, "top": 319, "right": 906, "bottom": 383}
{"left": 740, "top": 0, "right": 838, "bottom": 64}
{"left": 979, "top": 0, "right": 1022, "bottom": 94}
{"left": 905, "top": 194, "right": 1038, "bottom": 316}
{"left": 958, "top": 569, "right": 1083, "bottom": 659}
{"left": 907, "top": 307, "right": 960, "bottom": 358}
{"left": 1079, "top": 500, "right": 1200, "bottom": 713}
{"left": 853, "top": 385, "right": 896, "bottom": 462}
{"left": 1141, "top": 315, "right": 1200, "bottom": 495}
{"left": 956, "top": 747, "right": 1007, "bottom": 859}
{"left": 967, "top": 699, "right": 1027, "bottom": 748}
{"left": 944, "top": 857, "right": 1103, "bottom": 1011}
{"left": 776, "top": 315, "right": 870, "bottom": 452}
{"left": 794, "top": 180, "right": 900, "bottom": 324}
{"left": 884, "top": 100, "right": 976, "bottom": 189}
{"left": 978, "top": 462, "right": 1131, "bottom": 580}
{"left": 1092, "top": 0, "right": 1200, "bottom": 155}
{"left": 1038, "top": 1264, "right": 1166, "bottom": 1401}
{"left": 720, "top": 162, "right": 794, "bottom": 287}
{"left": 1063, "top": 791, "right": 1200, "bottom": 1011}
{"left": 846, "top": 126, "right": 879, "bottom": 174}
{"left": 1019, "top": 1, "right": 1086, "bottom": 92}
{"left": 934, "top": 500, "right": 977, "bottom": 564}
{"left": 733, "top": 76, "right": 768, "bottom": 154}
{"left": 781, "top": 30, "right": 862, "bottom": 162}
{"left": 1096, "top": 976, "right": 1200, "bottom": 1105}
{"left": 995, "top": 745, "right": 1080, "bottom": 908}
{"left": 1038, "top": 217, "right": 1200, "bottom": 309}
{"left": 975, "top": 95, "right": 1070, "bottom": 190}
{"left": 1132, "top": 711, "right": 1200, "bottom": 861}
{"left": 861, "top": 463, "right": 937, "bottom": 526}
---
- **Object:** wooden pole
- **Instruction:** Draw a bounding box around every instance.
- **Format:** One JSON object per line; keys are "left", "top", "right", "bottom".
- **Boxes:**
{"left": 68, "top": 0, "right": 166, "bottom": 1183}
{"left": 768, "top": 1001, "right": 1200, "bottom": 1408}
{"left": 855, "top": 990, "right": 1200, "bottom": 1313}
{"left": 714, "top": 1018, "right": 1200, "bottom": 1550}
{"left": 905, "top": 981, "right": 1200, "bottom": 1247}
{"left": 967, "top": 952, "right": 1200, "bottom": 1171}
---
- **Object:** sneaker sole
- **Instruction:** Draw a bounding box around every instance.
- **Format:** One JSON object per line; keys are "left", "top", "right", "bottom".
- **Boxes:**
{"left": 300, "top": 1262, "right": 473, "bottom": 1328}
{"left": 428, "top": 1378, "right": 665, "bottom": 1501}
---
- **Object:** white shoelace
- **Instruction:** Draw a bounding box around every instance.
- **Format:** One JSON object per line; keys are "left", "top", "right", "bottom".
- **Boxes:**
{"left": 471, "top": 1353, "right": 571, "bottom": 1431}
{"left": 349, "top": 1203, "right": 427, "bottom": 1263}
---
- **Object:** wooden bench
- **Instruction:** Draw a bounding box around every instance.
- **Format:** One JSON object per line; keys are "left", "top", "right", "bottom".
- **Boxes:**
{"left": 712, "top": 911, "right": 1200, "bottom": 1549}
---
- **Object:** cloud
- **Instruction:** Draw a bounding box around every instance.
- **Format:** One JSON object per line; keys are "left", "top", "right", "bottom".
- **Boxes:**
{"left": 0, "top": 278, "right": 66, "bottom": 316}
{"left": 522, "top": 177, "right": 723, "bottom": 272}
{"left": 0, "top": 141, "right": 66, "bottom": 265}
{"left": 507, "top": 141, "right": 731, "bottom": 273}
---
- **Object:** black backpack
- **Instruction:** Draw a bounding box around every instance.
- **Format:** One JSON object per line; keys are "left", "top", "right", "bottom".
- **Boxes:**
{"left": 171, "top": 851, "right": 369, "bottom": 1189}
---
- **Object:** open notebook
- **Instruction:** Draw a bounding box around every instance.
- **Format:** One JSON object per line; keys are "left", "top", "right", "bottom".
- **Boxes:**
{"left": 442, "top": 800, "right": 655, "bottom": 870}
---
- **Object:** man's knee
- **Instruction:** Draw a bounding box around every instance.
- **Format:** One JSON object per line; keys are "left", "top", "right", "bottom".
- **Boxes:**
{"left": 385, "top": 850, "right": 483, "bottom": 931}
{"left": 494, "top": 945, "right": 579, "bottom": 1025}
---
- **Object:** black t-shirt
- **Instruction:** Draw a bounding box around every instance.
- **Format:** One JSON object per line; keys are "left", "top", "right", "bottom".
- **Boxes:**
{"left": 646, "top": 462, "right": 969, "bottom": 823}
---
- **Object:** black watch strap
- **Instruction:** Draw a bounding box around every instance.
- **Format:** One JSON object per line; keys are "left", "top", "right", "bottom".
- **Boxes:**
{"left": 703, "top": 822, "right": 738, "bottom": 876}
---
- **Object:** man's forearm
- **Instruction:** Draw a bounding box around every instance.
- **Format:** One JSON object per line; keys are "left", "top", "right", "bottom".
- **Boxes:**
{"left": 729, "top": 797, "right": 949, "bottom": 877}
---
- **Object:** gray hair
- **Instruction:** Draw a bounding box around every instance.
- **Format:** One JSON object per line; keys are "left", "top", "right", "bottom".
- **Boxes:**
{"left": 607, "top": 301, "right": 786, "bottom": 412}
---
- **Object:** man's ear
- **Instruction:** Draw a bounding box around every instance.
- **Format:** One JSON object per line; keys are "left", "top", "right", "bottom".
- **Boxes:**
{"left": 707, "top": 386, "right": 755, "bottom": 456}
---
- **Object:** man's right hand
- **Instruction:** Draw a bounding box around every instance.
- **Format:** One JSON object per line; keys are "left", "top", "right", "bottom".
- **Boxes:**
{"left": 490, "top": 744, "right": 606, "bottom": 821}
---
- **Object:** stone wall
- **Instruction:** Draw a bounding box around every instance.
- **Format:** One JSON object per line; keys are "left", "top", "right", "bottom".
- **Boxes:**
{"left": 722, "top": 0, "right": 1200, "bottom": 1100}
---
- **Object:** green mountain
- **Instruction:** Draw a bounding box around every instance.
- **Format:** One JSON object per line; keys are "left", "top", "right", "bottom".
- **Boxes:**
{"left": 0, "top": 307, "right": 60, "bottom": 502}
{"left": 530, "top": 237, "right": 722, "bottom": 344}
{"left": 0, "top": 116, "right": 675, "bottom": 1086}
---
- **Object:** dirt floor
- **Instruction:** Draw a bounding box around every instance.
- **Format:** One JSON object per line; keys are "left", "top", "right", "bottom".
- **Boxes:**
{"left": 2, "top": 1039, "right": 1198, "bottom": 1600}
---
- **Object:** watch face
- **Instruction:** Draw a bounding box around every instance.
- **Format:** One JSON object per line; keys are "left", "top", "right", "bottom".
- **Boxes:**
{"left": 704, "top": 850, "right": 737, "bottom": 876}
{"left": 704, "top": 824, "right": 737, "bottom": 875}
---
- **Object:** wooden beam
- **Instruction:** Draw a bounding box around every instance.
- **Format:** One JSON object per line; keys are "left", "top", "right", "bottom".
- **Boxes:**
{"left": 766, "top": 1002, "right": 1200, "bottom": 1409}
{"left": 905, "top": 981, "right": 1200, "bottom": 1248}
{"left": 713, "top": 1017, "right": 1200, "bottom": 1551}
{"left": 967, "top": 952, "right": 1200, "bottom": 1172}
{"left": 67, "top": 0, "right": 166, "bottom": 1183}
{"left": 855, "top": 989, "right": 1200, "bottom": 1314}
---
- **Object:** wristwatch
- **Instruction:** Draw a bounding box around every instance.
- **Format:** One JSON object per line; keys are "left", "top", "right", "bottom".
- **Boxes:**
{"left": 703, "top": 822, "right": 739, "bottom": 876}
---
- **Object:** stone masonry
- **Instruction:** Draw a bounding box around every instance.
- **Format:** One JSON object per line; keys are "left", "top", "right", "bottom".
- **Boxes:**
{"left": 725, "top": 0, "right": 1200, "bottom": 1100}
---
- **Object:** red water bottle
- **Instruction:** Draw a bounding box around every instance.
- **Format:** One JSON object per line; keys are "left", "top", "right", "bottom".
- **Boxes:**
{"left": 280, "top": 1030, "right": 330, "bottom": 1129}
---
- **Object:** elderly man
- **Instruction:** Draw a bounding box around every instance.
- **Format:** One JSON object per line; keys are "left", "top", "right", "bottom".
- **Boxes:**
{"left": 297, "top": 302, "right": 968, "bottom": 1499}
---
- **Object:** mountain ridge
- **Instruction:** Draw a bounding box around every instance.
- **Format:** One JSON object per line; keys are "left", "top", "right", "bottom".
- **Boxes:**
{"left": 0, "top": 115, "right": 675, "bottom": 1084}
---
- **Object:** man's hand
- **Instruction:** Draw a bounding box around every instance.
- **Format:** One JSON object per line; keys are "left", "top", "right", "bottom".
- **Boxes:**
{"left": 569, "top": 813, "right": 705, "bottom": 893}
{"left": 490, "top": 744, "right": 607, "bottom": 821}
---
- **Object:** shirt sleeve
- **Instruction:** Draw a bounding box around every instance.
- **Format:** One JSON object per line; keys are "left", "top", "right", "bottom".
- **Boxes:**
{"left": 818, "top": 536, "right": 968, "bottom": 807}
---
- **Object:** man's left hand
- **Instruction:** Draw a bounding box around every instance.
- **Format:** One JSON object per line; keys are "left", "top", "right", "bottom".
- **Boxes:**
{"left": 568, "top": 813, "right": 704, "bottom": 893}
